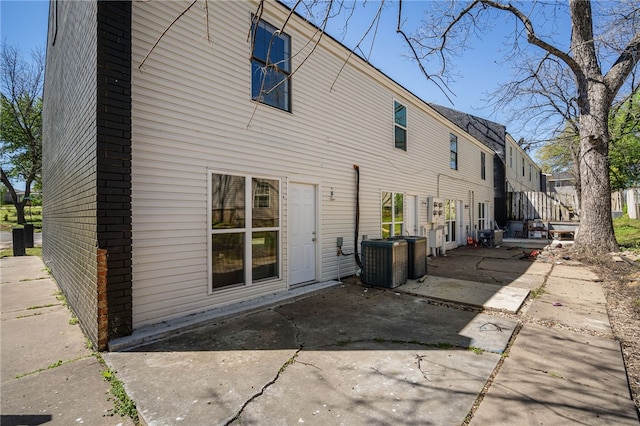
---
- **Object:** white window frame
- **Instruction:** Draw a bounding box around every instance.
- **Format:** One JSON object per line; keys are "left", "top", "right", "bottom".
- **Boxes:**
{"left": 250, "top": 18, "right": 291, "bottom": 112}
{"left": 450, "top": 134, "right": 458, "bottom": 170}
{"left": 509, "top": 145, "right": 513, "bottom": 169}
{"left": 393, "top": 100, "right": 407, "bottom": 151}
{"left": 381, "top": 191, "right": 404, "bottom": 238}
{"left": 207, "top": 170, "right": 282, "bottom": 293}
{"left": 445, "top": 198, "right": 456, "bottom": 242}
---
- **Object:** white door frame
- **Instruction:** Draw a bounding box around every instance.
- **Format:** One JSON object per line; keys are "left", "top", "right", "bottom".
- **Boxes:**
{"left": 406, "top": 194, "right": 418, "bottom": 236}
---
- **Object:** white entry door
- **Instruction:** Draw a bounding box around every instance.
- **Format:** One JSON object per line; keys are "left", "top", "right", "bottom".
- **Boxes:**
{"left": 406, "top": 195, "right": 417, "bottom": 236}
{"left": 289, "top": 183, "right": 317, "bottom": 285}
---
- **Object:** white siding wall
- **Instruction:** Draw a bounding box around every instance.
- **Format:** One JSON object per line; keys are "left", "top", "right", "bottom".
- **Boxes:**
{"left": 131, "top": 0, "right": 494, "bottom": 328}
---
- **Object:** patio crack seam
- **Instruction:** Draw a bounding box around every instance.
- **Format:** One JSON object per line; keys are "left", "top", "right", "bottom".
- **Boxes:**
{"left": 223, "top": 348, "right": 302, "bottom": 425}
{"left": 224, "top": 309, "right": 303, "bottom": 425}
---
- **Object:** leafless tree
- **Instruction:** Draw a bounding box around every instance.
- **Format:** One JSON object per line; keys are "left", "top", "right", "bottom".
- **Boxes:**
{"left": 402, "top": 0, "right": 640, "bottom": 255}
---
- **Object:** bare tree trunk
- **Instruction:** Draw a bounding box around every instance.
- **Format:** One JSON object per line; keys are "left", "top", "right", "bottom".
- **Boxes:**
{"left": 1, "top": 168, "right": 27, "bottom": 224}
{"left": 569, "top": 0, "right": 620, "bottom": 255}
{"left": 574, "top": 86, "right": 619, "bottom": 254}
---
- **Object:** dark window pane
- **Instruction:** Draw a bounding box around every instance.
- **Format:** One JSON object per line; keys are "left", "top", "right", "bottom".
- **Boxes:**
{"left": 252, "top": 231, "right": 278, "bottom": 281}
{"left": 252, "top": 178, "right": 279, "bottom": 227}
{"left": 382, "top": 224, "right": 391, "bottom": 239}
{"left": 394, "top": 101, "right": 406, "bottom": 127}
{"left": 253, "top": 22, "right": 270, "bottom": 62}
{"left": 251, "top": 60, "right": 289, "bottom": 110}
{"left": 395, "top": 127, "right": 406, "bottom": 150}
{"left": 381, "top": 192, "right": 392, "bottom": 222}
{"left": 211, "top": 174, "right": 245, "bottom": 229}
{"left": 212, "top": 233, "right": 244, "bottom": 289}
{"left": 394, "top": 193, "right": 403, "bottom": 222}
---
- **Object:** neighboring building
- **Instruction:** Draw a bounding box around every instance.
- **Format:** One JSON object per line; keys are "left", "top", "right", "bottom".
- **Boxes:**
{"left": 546, "top": 171, "right": 577, "bottom": 195}
{"left": 430, "top": 105, "right": 542, "bottom": 228}
{"left": 504, "top": 134, "right": 542, "bottom": 193}
{"left": 43, "top": 0, "right": 495, "bottom": 350}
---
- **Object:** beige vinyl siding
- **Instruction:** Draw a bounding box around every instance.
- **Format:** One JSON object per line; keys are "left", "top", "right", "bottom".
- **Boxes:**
{"left": 131, "top": 0, "right": 495, "bottom": 328}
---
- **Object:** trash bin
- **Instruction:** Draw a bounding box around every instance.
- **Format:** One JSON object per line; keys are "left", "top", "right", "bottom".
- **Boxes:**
{"left": 12, "top": 228, "right": 26, "bottom": 256}
{"left": 388, "top": 236, "right": 427, "bottom": 279}
{"left": 23, "top": 223, "right": 34, "bottom": 248}
{"left": 361, "top": 239, "right": 408, "bottom": 288}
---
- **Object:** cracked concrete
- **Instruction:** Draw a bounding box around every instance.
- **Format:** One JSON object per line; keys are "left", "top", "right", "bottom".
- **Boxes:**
{"left": 104, "top": 284, "right": 516, "bottom": 425}
{"left": 100, "top": 245, "right": 637, "bottom": 425}
{"left": 6, "top": 246, "right": 637, "bottom": 425}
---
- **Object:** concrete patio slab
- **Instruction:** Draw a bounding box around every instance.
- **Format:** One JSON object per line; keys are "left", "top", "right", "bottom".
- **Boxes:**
{"left": 527, "top": 276, "right": 611, "bottom": 334}
{"left": 503, "top": 273, "right": 546, "bottom": 290}
{"left": 1, "top": 357, "right": 130, "bottom": 426}
{"left": 0, "top": 256, "right": 50, "bottom": 283}
{"left": 528, "top": 294, "right": 611, "bottom": 334}
{"left": 545, "top": 276, "right": 607, "bottom": 303}
{"left": 1, "top": 278, "right": 60, "bottom": 314}
{"left": 471, "top": 324, "right": 638, "bottom": 425}
{"left": 399, "top": 276, "right": 529, "bottom": 314}
{"left": 478, "top": 257, "right": 546, "bottom": 276}
{"left": 1, "top": 304, "right": 92, "bottom": 381}
{"left": 550, "top": 264, "right": 601, "bottom": 281}
{"left": 236, "top": 343, "right": 501, "bottom": 426}
{"left": 104, "top": 284, "right": 519, "bottom": 425}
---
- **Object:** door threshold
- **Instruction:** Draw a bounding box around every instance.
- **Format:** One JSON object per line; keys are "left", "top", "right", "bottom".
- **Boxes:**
{"left": 289, "top": 279, "right": 319, "bottom": 290}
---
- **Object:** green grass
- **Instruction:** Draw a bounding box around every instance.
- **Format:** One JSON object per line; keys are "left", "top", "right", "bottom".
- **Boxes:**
{"left": 102, "top": 369, "right": 139, "bottom": 422}
{"left": 613, "top": 215, "right": 640, "bottom": 252}
{"left": 0, "top": 247, "right": 42, "bottom": 259}
{"left": 0, "top": 204, "right": 42, "bottom": 231}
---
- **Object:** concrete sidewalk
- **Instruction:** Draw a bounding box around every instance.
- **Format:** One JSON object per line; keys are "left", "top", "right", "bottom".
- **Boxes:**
{"left": 471, "top": 258, "right": 639, "bottom": 425}
{"left": 2, "top": 249, "right": 639, "bottom": 425}
{"left": 0, "top": 256, "right": 133, "bottom": 426}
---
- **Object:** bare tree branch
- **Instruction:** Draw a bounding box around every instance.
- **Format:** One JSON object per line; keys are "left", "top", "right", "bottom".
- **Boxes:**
{"left": 138, "top": 0, "right": 199, "bottom": 69}
{"left": 396, "top": 0, "right": 454, "bottom": 103}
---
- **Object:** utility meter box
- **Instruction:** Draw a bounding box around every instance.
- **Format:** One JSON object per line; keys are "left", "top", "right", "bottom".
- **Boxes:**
{"left": 428, "top": 228, "right": 444, "bottom": 248}
{"left": 427, "top": 197, "right": 445, "bottom": 227}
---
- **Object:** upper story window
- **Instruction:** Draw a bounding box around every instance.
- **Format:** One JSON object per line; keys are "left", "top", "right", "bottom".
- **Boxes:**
{"left": 481, "top": 152, "right": 486, "bottom": 180}
{"left": 394, "top": 101, "right": 407, "bottom": 150}
{"left": 509, "top": 146, "right": 513, "bottom": 168}
{"left": 450, "top": 134, "right": 458, "bottom": 170}
{"left": 522, "top": 158, "right": 525, "bottom": 177}
{"left": 251, "top": 18, "right": 291, "bottom": 111}
{"left": 529, "top": 164, "right": 532, "bottom": 181}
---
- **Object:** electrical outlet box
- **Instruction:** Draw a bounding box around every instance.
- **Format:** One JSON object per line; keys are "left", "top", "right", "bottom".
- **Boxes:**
{"left": 337, "top": 237, "right": 343, "bottom": 247}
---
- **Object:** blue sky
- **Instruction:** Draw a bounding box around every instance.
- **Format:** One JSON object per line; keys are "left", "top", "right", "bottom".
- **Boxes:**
{"left": 1, "top": 1, "right": 49, "bottom": 54}
{"left": 0, "top": 0, "right": 571, "bottom": 143}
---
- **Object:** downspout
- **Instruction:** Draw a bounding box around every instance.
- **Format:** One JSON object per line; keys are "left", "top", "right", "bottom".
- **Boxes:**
{"left": 353, "top": 165, "right": 363, "bottom": 269}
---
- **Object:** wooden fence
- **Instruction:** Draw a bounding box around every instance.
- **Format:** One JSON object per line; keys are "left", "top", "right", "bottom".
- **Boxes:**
{"left": 507, "top": 191, "right": 579, "bottom": 222}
